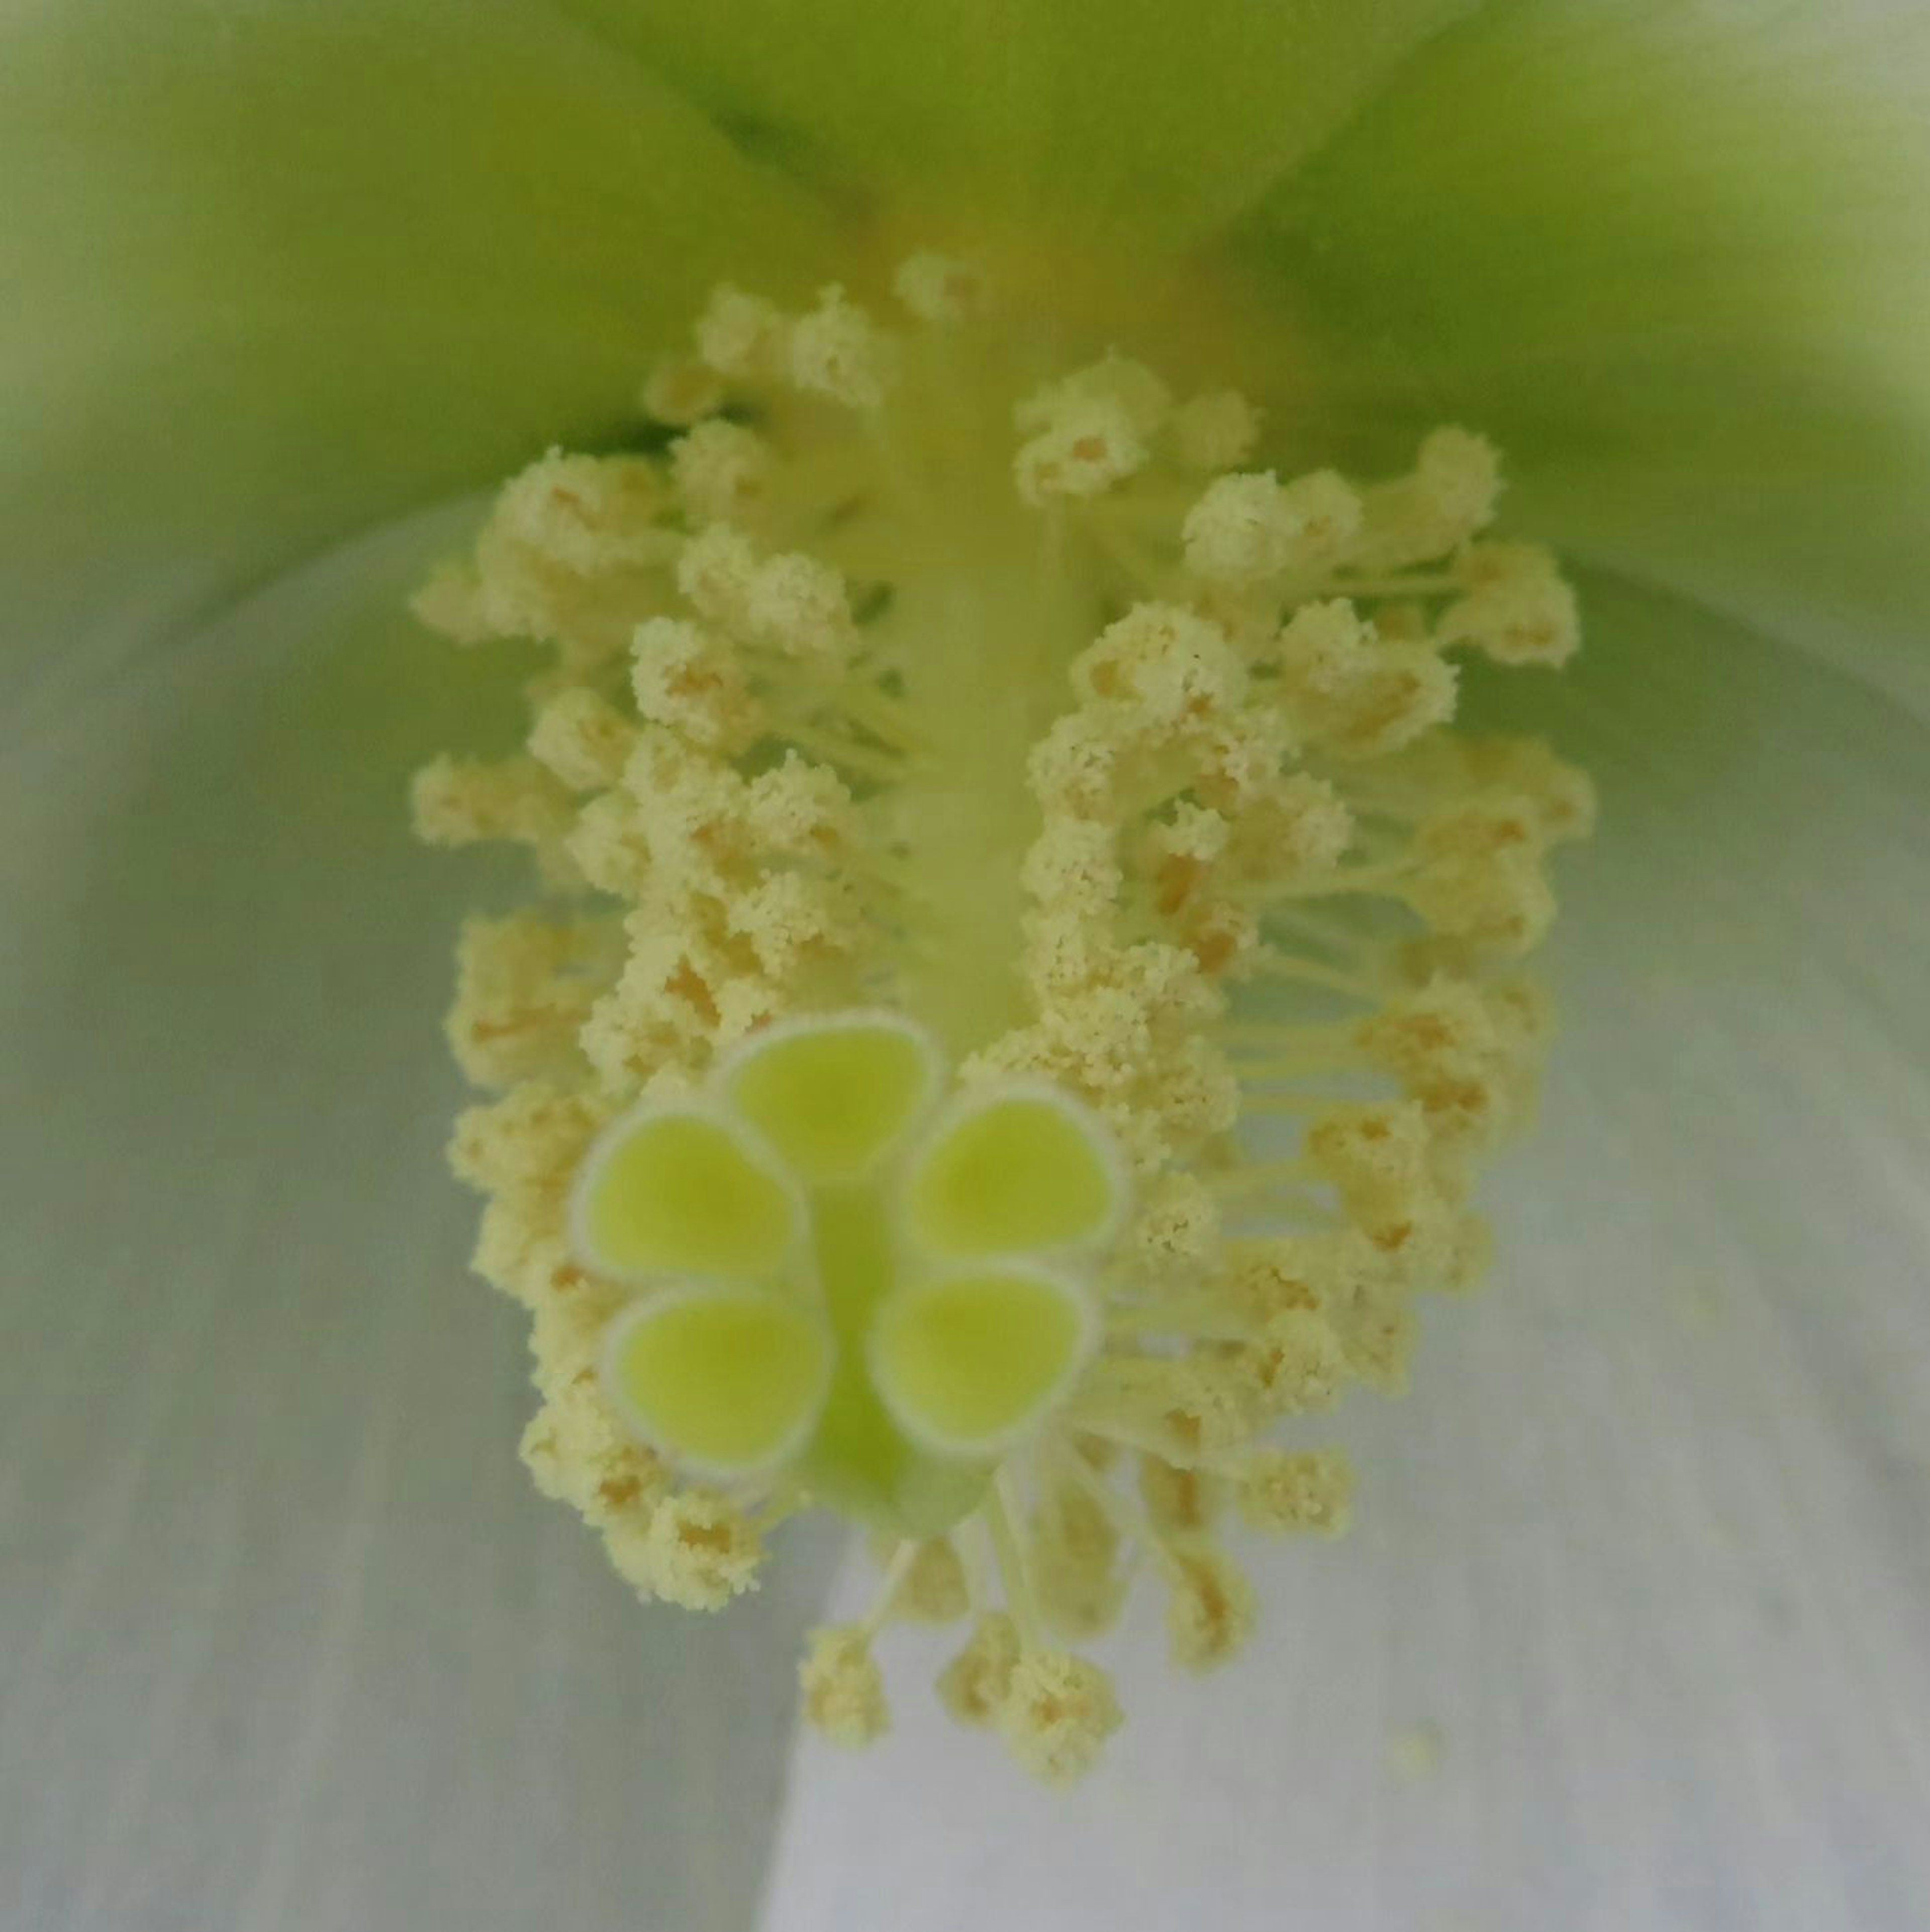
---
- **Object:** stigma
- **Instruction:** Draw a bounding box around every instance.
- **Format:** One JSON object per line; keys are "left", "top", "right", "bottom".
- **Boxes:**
{"left": 413, "top": 250, "right": 1591, "bottom": 1783}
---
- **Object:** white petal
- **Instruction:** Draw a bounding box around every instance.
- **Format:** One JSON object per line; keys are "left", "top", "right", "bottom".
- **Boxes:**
{"left": 0, "top": 515, "right": 836, "bottom": 1928}
{"left": 757, "top": 584, "right": 1930, "bottom": 1930}
{"left": 0, "top": 0, "right": 830, "bottom": 683}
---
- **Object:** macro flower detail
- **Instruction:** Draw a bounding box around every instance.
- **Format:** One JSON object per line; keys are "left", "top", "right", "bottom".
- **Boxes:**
{"left": 10, "top": 0, "right": 1929, "bottom": 1921}
{"left": 421, "top": 253, "right": 1592, "bottom": 1782}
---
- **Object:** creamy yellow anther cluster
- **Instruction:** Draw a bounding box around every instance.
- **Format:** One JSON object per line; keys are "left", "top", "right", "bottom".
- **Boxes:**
{"left": 416, "top": 249, "right": 1590, "bottom": 1782}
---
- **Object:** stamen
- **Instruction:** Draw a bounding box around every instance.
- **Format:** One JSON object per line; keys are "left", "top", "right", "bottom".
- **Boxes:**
{"left": 414, "top": 246, "right": 1590, "bottom": 1782}
{"left": 800, "top": 1625, "right": 891, "bottom": 1747}
{"left": 640, "top": 356, "right": 726, "bottom": 428}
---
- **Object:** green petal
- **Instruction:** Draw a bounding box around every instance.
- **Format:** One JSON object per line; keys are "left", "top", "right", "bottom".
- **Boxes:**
{"left": 0, "top": 0, "right": 832, "bottom": 671}
{"left": 558, "top": 0, "right": 1474, "bottom": 248}
{"left": 603, "top": 1288, "right": 835, "bottom": 1474}
{"left": 903, "top": 1085, "right": 1125, "bottom": 1261}
{"left": 1235, "top": 0, "right": 1930, "bottom": 713}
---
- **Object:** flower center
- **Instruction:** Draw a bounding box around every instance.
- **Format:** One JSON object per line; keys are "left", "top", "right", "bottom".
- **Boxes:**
{"left": 415, "top": 248, "right": 1592, "bottom": 1783}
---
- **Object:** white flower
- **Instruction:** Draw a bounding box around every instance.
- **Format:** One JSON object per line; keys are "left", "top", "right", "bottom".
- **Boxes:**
{"left": 3, "top": 2, "right": 1926, "bottom": 1926}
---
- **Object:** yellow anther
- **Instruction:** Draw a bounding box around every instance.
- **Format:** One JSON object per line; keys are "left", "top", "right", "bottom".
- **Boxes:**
{"left": 1352, "top": 427, "right": 1502, "bottom": 572}
{"left": 894, "top": 250, "right": 987, "bottom": 325}
{"left": 1307, "top": 1101, "right": 1436, "bottom": 1230}
{"left": 1031, "top": 1481, "right": 1127, "bottom": 1639}
{"left": 1166, "top": 1543, "right": 1257, "bottom": 1673}
{"left": 1138, "top": 1457, "right": 1225, "bottom": 1538}
{"left": 1239, "top": 772, "right": 1355, "bottom": 876}
{"left": 445, "top": 915, "right": 610, "bottom": 1090}
{"left": 1227, "top": 1306, "right": 1349, "bottom": 1417}
{"left": 411, "top": 754, "right": 574, "bottom": 853}
{"left": 1016, "top": 352, "right": 1172, "bottom": 439}
{"left": 1123, "top": 1173, "right": 1222, "bottom": 1278}
{"left": 743, "top": 754, "right": 854, "bottom": 857}
{"left": 1192, "top": 707, "right": 1291, "bottom": 812}
{"left": 1486, "top": 976, "right": 1557, "bottom": 1058}
{"left": 1275, "top": 601, "right": 1459, "bottom": 760}
{"left": 1417, "top": 426, "right": 1503, "bottom": 534}
{"left": 449, "top": 1079, "right": 605, "bottom": 1198}
{"left": 410, "top": 561, "right": 494, "bottom": 645}
{"left": 492, "top": 450, "right": 670, "bottom": 571}
{"left": 744, "top": 550, "right": 858, "bottom": 664}
{"left": 729, "top": 869, "right": 858, "bottom": 983}
{"left": 521, "top": 1377, "right": 670, "bottom": 1528}
{"left": 1227, "top": 1230, "right": 1386, "bottom": 1327}
{"left": 470, "top": 451, "right": 675, "bottom": 642}
{"left": 1071, "top": 1354, "right": 1256, "bottom": 1466}
{"left": 1436, "top": 540, "right": 1581, "bottom": 668}
{"left": 937, "top": 1613, "right": 1023, "bottom": 1727}
{"left": 1027, "top": 710, "right": 1125, "bottom": 818}
{"left": 1169, "top": 389, "right": 1261, "bottom": 471}
{"left": 1463, "top": 737, "right": 1598, "bottom": 844}
{"left": 1070, "top": 602, "right": 1247, "bottom": 729}
{"left": 997, "top": 1650, "right": 1123, "bottom": 1785}
{"left": 1408, "top": 797, "right": 1557, "bottom": 956}
{"left": 800, "top": 1626, "right": 891, "bottom": 1746}
{"left": 885, "top": 1538, "right": 971, "bottom": 1624}
{"left": 1340, "top": 1274, "right": 1420, "bottom": 1393}
{"left": 695, "top": 284, "right": 792, "bottom": 382}
{"left": 1183, "top": 469, "right": 1362, "bottom": 584}
{"left": 629, "top": 616, "right": 761, "bottom": 754}
{"left": 1356, "top": 978, "right": 1500, "bottom": 1086}
{"left": 641, "top": 356, "right": 727, "bottom": 427}
{"left": 671, "top": 419, "right": 775, "bottom": 524}
{"left": 674, "top": 520, "right": 761, "bottom": 628}
{"left": 1014, "top": 394, "right": 1148, "bottom": 504}
{"left": 1236, "top": 1448, "right": 1355, "bottom": 1537}
{"left": 1143, "top": 799, "right": 1231, "bottom": 875}
{"left": 1021, "top": 817, "right": 1125, "bottom": 916}
{"left": 645, "top": 1490, "right": 764, "bottom": 1609}
{"left": 528, "top": 686, "right": 638, "bottom": 793}
{"left": 789, "top": 285, "right": 895, "bottom": 409}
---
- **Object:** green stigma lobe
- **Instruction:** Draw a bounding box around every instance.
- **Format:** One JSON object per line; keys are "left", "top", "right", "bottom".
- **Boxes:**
{"left": 906, "top": 1089, "right": 1122, "bottom": 1258}
{"left": 868, "top": 1267, "right": 1094, "bottom": 1455}
{"left": 724, "top": 1012, "right": 938, "bottom": 1184}
{"left": 574, "top": 1108, "right": 800, "bottom": 1281}
{"left": 604, "top": 1289, "right": 832, "bottom": 1474}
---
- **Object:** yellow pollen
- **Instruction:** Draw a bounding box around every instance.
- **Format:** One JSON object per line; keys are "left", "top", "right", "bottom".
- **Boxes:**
{"left": 415, "top": 246, "right": 1591, "bottom": 1783}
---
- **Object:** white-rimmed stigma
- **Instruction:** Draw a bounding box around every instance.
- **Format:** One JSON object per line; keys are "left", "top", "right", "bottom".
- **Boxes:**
{"left": 569, "top": 1101, "right": 806, "bottom": 1285}
{"left": 866, "top": 1263, "right": 1099, "bottom": 1460}
{"left": 601, "top": 1285, "right": 835, "bottom": 1478}
{"left": 720, "top": 1009, "right": 943, "bottom": 1187}
{"left": 902, "top": 1080, "right": 1128, "bottom": 1262}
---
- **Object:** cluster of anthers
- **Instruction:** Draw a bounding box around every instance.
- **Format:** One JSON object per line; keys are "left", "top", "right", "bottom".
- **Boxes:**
{"left": 412, "top": 251, "right": 1592, "bottom": 1784}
